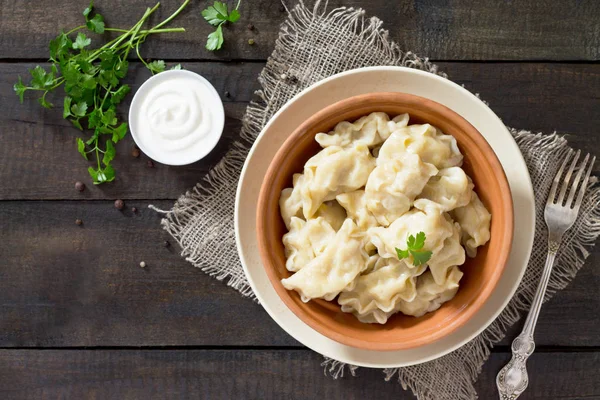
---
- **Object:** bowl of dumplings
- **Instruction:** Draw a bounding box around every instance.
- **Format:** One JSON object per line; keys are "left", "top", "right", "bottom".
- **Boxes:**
{"left": 256, "top": 92, "right": 513, "bottom": 351}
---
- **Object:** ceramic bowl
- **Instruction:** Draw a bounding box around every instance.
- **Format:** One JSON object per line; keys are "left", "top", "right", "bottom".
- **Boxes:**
{"left": 256, "top": 92, "right": 513, "bottom": 351}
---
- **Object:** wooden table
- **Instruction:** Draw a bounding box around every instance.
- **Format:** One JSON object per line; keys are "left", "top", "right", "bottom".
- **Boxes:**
{"left": 1, "top": 1, "right": 599, "bottom": 398}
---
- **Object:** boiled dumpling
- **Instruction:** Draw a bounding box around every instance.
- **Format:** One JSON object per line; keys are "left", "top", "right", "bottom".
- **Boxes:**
{"left": 282, "top": 217, "right": 336, "bottom": 272}
{"left": 450, "top": 191, "right": 491, "bottom": 257}
{"left": 394, "top": 266, "right": 463, "bottom": 317}
{"left": 365, "top": 152, "right": 438, "bottom": 226}
{"left": 281, "top": 219, "right": 369, "bottom": 302}
{"left": 301, "top": 144, "right": 375, "bottom": 218}
{"left": 368, "top": 199, "right": 453, "bottom": 266}
{"left": 336, "top": 190, "right": 379, "bottom": 229}
{"left": 427, "top": 219, "right": 466, "bottom": 285}
{"left": 377, "top": 124, "right": 463, "bottom": 169}
{"left": 338, "top": 257, "right": 426, "bottom": 324}
{"left": 315, "top": 112, "right": 409, "bottom": 149}
{"left": 279, "top": 173, "right": 307, "bottom": 230}
{"left": 314, "top": 200, "right": 346, "bottom": 231}
{"left": 418, "top": 167, "right": 474, "bottom": 212}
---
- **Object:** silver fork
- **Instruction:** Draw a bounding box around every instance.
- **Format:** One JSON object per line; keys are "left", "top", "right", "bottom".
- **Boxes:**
{"left": 496, "top": 149, "right": 595, "bottom": 400}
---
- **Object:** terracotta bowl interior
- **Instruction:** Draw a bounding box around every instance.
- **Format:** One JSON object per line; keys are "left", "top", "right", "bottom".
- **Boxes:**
{"left": 256, "top": 92, "right": 513, "bottom": 351}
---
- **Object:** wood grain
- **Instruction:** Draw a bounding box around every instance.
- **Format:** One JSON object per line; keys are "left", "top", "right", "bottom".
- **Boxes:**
{"left": 1, "top": 0, "right": 599, "bottom": 61}
{"left": 2, "top": 62, "right": 599, "bottom": 200}
{"left": 0, "top": 201, "right": 598, "bottom": 347}
{"left": 0, "top": 349, "right": 598, "bottom": 399}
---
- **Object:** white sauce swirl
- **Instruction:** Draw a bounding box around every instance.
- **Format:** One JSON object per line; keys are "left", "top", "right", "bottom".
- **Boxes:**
{"left": 129, "top": 70, "right": 224, "bottom": 165}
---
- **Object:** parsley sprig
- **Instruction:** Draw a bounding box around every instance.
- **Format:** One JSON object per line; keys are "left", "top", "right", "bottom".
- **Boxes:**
{"left": 395, "top": 232, "right": 433, "bottom": 266}
{"left": 14, "top": 1, "right": 189, "bottom": 184}
{"left": 201, "top": 1, "right": 242, "bottom": 51}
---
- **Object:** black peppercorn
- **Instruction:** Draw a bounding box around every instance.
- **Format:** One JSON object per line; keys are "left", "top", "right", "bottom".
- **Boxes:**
{"left": 114, "top": 199, "right": 125, "bottom": 210}
{"left": 164, "top": 240, "right": 171, "bottom": 248}
{"left": 75, "top": 181, "right": 86, "bottom": 192}
{"left": 132, "top": 207, "right": 138, "bottom": 213}
{"left": 147, "top": 160, "right": 154, "bottom": 168}
{"left": 247, "top": 23, "right": 254, "bottom": 30}
{"left": 224, "top": 91, "right": 231, "bottom": 98}
{"left": 132, "top": 148, "right": 140, "bottom": 158}
{"left": 75, "top": 219, "right": 83, "bottom": 226}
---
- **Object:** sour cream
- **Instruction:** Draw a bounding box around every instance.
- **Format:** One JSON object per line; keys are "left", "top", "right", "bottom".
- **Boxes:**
{"left": 129, "top": 70, "right": 225, "bottom": 165}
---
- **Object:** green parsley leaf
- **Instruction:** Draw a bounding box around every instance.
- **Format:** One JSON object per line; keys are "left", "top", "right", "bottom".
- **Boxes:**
{"left": 114, "top": 59, "right": 128, "bottom": 79}
{"left": 14, "top": 76, "right": 26, "bottom": 103}
{"left": 89, "top": 164, "right": 115, "bottom": 184}
{"left": 30, "top": 66, "right": 54, "bottom": 90}
{"left": 212, "top": 2, "right": 229, "bottom": 18}
{"left": 86, "top": 14, "right": 105, "bottom": 34}
{"left": 395, "top": 231, "right": 433, "bottom": 266}
{"left": 206, "top": 24, "right": 224, "bottom": 51}
{"left": 63, "top": 97, "right": 73, "bottom": 118}
{"left": 102, "top": 140, "right": 116, "bottom": 166}
{"left": 83, "top": 1, "right": 94, "bottom": 20}
{"left": 112, "top": 122, "right": 128, "bottom": 143}
{"left": 38, "top": 95, "right": 53, "bottom": 109}
{"left": 201, "top": 4, "right": 226, "bottom": 26}
{"left": 395, "top": 247, "right": 410, "bottom": 260}
{"left": 73, "top": 32, "right": 91, "bottom": 50}
{"left": 71, "top": 101, "right": 88, "bottom": 117}
{"left": 413, "top": 231, "right": 426, "bottom": 249}
{"left": 410, "top": 249, "right": 433, "bottom": 267}
{"left": 110, "top": 84, "right": 130, "bottom": 105}
{"left": 49, "top": 33, "right": 72, "bottom": 61}
{"left": 202, "top": 1, "right": 242, "bottom": 51}
{"left": 77, "top": 137, "right": 88, "bottom": 160}
{"left": 147, "top": 60, "right": 166, "bottom": 74}
{"left": 228, "top": 9, "right": 241, "bottom": 23}
{"left": 170, "top": 64, "right": 182, "bottom": 70}
{"left": 71, "top": 119, "right": 83, "bottom": 131}
{"left": 101, "top": 108, "right": 117, "bottom": 126}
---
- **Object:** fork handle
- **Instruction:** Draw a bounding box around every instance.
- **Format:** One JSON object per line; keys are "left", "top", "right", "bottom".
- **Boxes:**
{"left": 496, "top": 239, "right": 559, "bottom": 399}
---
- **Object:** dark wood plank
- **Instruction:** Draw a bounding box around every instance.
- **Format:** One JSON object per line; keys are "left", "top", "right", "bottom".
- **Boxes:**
{"left": 0, "top": 349, "right": 597, "bottom": 399}
{"left": 0, "top": 200, "right": 297, "bottom": 347}
{"left": 1, "top": 0, "right": 599, "bottom": 61}
{"left": 2, "top": 62, "right": 599, "bottom": 200}
{"left": 0, "top": 201, "right": 598, "bottom": 347}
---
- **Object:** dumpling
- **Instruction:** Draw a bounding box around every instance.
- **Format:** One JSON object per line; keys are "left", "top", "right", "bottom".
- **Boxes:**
{"left": 315, "top": 112, "right": 409, "bottom": 149}
{"left": 450, "top": 191, "right": 491, "bottom": 257}
{"left": 279, "top": 173, "right": 307, "bottom": 230}
{"left": 336, "top": 190, "right": 379, "bottom": 229}
{"left": 314, "top": 200, "right": 346, "bottom": 231}
{"left": 418, "top": 167, "right": 474, "bottom": 212}
{"left": 338, "top": 257, "right": 426, "bottom": 324}
{"left": 301, "top": 144, "right": 375, "bottom": 218}
{"left": 368, "top": 199, "right": 454, "bottom": 266}
{"left": 394, "top": 266, "right": 463, "bottom": 317}
{"left": 365, "top": 152, "right": 438, "bottom": 226}
{"left": 427, "top": 220, "right": 466, "bottom": 285}
{"left": 282, "top": 217, "right": 336, "bottom": 272}
{"left": 377, "top": 124, "right": 463, "bottom": 169}
{"left": 281, "top": 219, "right": 369, "bottom": 302}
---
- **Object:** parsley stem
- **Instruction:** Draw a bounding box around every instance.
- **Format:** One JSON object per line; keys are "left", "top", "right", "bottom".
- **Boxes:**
{"left": 235, "top": 0, "right": 242, "bottom": 10}
{"left": 105, "top": 27, "right": 185, "bottom": 34}
{"left": 65, "top": 25, "right": 86, "bottom": 35}
{"left": 95, "top": 138, "right": 101, "bottom": 171}
{"left": 150, "top": 0, "right": 190, "bottom": 31}
{"left": 135, "top": 40, "right": 151, "bottom": 71}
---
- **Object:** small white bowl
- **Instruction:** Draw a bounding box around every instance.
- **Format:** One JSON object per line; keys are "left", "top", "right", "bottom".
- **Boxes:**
{"left": 128, "top": 69, "right": 225, "bottom": 166}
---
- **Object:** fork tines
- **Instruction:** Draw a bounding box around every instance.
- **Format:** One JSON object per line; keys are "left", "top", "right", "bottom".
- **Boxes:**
{"left": 547, "top": 148, "right": 596, "bottom": 210}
